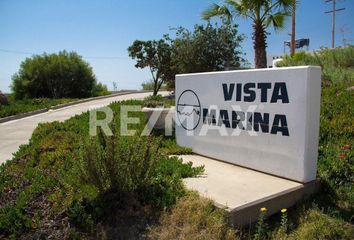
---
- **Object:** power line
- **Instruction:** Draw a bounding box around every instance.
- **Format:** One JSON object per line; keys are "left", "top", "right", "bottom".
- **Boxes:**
{"left": 0, "top": 49, "right": 35, "bottom": 55}
{"left": 0, "top": 48, "right": 130, "bottom": 60}
{"left": 83, "top": 56, "right": 129, "bottom": 60}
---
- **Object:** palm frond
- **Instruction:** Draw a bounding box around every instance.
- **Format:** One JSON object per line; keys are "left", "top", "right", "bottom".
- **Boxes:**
{"left": 261, "top": 0, "right": 293, "bottom": 23}
{"left": 225, "top": 0, "right": 242, "bottom": 9}
{"left": 201, "top": 3, "right": 232, "bottom": 21}
{"left": 277, "top": 0, "right": 294, "bottom": 14}
{"left": 225, "top": 0, "right": 256, "bottom": 20}
{"left": 265, "top": 11, "right": 288, "bottom": 30}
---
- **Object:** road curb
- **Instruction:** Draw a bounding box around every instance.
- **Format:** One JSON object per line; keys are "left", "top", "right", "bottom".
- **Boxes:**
{"left": 0, "top": 90, "right": 151, "bottom": 124}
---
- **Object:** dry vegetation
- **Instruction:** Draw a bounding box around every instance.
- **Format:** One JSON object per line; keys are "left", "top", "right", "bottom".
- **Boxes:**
{"left": 148, "top": 193, "right": 238, "bottom": 240}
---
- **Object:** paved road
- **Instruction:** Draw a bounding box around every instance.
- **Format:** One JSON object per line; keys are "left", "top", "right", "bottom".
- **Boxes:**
{"left": 0, "top": 91, "right": 168, "bottom": 165}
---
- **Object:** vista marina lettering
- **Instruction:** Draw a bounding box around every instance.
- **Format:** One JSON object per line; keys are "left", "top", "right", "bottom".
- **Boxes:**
{"left": 201, "top": 82, "right": 290, "bottom": 136}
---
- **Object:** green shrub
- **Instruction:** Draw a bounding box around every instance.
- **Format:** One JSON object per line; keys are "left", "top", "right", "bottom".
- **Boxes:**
{"left": 156, "top": 156, "right": 204, "bottom": 180}
{"left": 144, "top": 94, "right": 164, "bottom": 102}
{"left": 144, "top": 100, "right": 164, "bottom": 108}
{"left": 75, "top": 131, "right": 161, "bottom": 194}
{"left": 277, "top": 46, "right": 354, "bottom": 69}
{"left": 73, "top": 127, "right": 203, "bottom": 209}
{"left": 277, "top": 46, "right": 354, "bottom": 85}
{"left": 92, "top": 82, "right": 110, "bottom": 97}
{"left": 151, "top": 129, "right": 192, "bottom": 155}
{"left": 11, "top": 50, "right": 106, "bottom": 99}
{"left": 143, "top": 94, "right": 174, "bottom": 108}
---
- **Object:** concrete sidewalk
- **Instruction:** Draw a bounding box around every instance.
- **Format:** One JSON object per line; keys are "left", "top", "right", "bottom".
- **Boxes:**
{"left": 0, "top": 91, "right": 168, "bottom": 165}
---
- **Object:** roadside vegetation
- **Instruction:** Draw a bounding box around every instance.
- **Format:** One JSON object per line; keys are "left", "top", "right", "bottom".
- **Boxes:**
{"left": 0, "top": 96, "right": 77, "bottom": 118}
{"left": 12, "top": 51, "right": 108, "bottom": 100}
{"left": 149, "top": 192, "right": 238, "bottom": 240}
{"left": 143, "top": 94, "right": 174, "bottom": 108}
{"left": 0, "top": 92, "right": 111, "bottom": 119}
{"left": 0, "top": 51, "right": 110, "bottom": 119}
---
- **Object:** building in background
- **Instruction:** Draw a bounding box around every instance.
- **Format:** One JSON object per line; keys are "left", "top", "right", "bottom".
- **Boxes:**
{"left": 267, "top": 54, "right": 283, "bottom": 68}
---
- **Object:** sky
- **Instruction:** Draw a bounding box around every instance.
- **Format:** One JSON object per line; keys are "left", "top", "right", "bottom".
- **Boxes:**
{"left": 0, "top": 0, "right": 353, "bottom": 93}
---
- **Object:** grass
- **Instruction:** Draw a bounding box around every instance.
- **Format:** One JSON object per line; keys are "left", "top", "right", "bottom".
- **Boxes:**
{"left": 286, "top": 207, "right": 354, "bottom": 240}
{"left": 148, "top": 192, "right": 239, "bottom": 240}
{"left": 0, "top": 96, "right": 78, "bottom": 118}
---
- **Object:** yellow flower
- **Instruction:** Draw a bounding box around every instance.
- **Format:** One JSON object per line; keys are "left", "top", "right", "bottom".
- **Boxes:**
{"left": 281, "top": 208, "right": 287, "bottom": 213}
{"left": 260, "top": 207, "right": 267, "bottom": 213}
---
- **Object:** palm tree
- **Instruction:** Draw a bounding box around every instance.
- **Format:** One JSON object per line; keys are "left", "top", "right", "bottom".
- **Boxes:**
{"left": 290, "top": 0, "right": 297, "bottom": 56}
{"left": 202, "top": 0, "right": 292, "bottom": 68}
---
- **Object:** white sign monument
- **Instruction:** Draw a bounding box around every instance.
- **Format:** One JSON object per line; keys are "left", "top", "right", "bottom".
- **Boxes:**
{"left": 175, "top": 66, "right": 321, "bottom": 183}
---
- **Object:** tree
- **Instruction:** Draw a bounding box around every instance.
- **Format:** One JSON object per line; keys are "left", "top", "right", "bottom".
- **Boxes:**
{"left": 203, "top": 0, "right": 292, "bottom": 68}
{"left": 11, "top": 51, "right": 102, "bottom": 99}
{"left": 170, "top": 21, "right": 245, "bottom": 73}
{"left": 128, "top": 39, "right": 172, "bottom": 96}
{"left": 163, "top": 21, "right": 245, "bottom": 89}
{"left": 129, "top": 22, "right": 245, "bottom": 92}
{"left": 290, "top": 0, "right": 297, "bottom": 56}
{"left": 0, "top": 91, "right": 9, "bottom": 105}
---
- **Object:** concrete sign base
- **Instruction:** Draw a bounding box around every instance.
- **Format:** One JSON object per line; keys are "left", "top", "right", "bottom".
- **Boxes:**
{"left": 181, "top": 155, "right": 319, "bottom": 227}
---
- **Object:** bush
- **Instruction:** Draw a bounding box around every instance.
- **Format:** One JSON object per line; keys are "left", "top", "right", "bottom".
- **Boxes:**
{"left": 92, "top": 82, "right": 110, "bottom": 97}
{"left": 277, "top": 46, "right": 354, "bottom": 68}
{"left": 143, "top": 94, "right": 164, "bottom": 108}
{"left": 277, "top": 46, "right": 354, "bottom": 84}
{"left": 11, "top": 51, "right": 105, "bottom": 99}
{"left": 74, "top": 127, "right": 203, "bottom": 209}
{"left": 144, "top": 94, "right": 164, "bottom": 102}
{"left": 76, "top": 130, "right": 161, "bottom": 195}
{"left": 143, "top": 94, "right": 174, "bottom": 108}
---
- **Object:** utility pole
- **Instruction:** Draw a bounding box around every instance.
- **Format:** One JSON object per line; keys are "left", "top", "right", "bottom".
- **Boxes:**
{"left": 290, "top": 0, "right": 296, "bottom": 56}
{"left": 325, "top": 0, "right": 345, "bottom": 48}
{"left": 113, "top": 82, "right": 117, "bottom": 91}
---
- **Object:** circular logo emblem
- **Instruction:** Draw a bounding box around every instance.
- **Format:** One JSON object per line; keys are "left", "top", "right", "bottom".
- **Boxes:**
{"left": 177, "top": 90, "right": 201, "bottom": 131}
